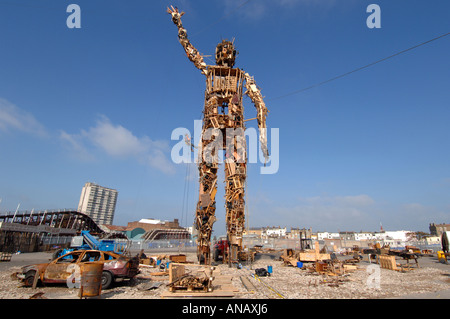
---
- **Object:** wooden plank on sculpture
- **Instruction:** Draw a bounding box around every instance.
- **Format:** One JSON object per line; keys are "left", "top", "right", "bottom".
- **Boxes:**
{"left": 210, "top": 117, "right": 219, "bottom": 129}
{"left": 210, "top": 187, "right": 217, "bottom": 200}
{"left": 200, "top": 194, "right": 211, "bottom": 207}
{"left": 225, "top": 159, "right": 236, "bottom": 175}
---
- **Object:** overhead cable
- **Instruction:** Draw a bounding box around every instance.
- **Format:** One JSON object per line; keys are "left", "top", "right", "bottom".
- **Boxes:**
{"left": 269, "top": 31, "right": 450, "bottom": 101}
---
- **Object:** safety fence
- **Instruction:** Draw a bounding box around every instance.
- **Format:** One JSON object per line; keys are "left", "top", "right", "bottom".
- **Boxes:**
{"left": 1, "top": 233, "right": 442, "bottom": 255}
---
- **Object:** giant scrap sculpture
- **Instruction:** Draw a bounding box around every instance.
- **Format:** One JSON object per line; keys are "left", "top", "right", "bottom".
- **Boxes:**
{"left": 168, "top": 6, "right": 269, "bottom": 264}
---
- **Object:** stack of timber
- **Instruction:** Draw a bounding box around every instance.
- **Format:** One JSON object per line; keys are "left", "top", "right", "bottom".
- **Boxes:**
{"left": 281, "top": 243, "right": 331, "bottom": 267}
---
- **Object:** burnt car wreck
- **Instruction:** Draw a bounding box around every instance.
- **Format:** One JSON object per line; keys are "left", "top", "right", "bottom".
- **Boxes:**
{"left": 16, "top": 250, "right": 139, "bottom": 290}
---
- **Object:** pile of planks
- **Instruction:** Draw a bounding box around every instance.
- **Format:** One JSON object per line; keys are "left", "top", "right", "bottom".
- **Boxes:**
{"left": 280, "top": 243, "right": 331, "bottom": 267}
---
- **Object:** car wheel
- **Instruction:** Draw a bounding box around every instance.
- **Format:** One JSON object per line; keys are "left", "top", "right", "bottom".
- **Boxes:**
{"left": 101, "top": 271, "right": 113, "bottom": 289}
{"left": 24, "top": 270, "right": 37, "bottom": 287}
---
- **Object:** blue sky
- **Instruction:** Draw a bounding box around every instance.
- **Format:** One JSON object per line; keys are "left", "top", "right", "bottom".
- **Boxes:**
{"left": 0, "top": 0, "right": 449, "bottom": 235}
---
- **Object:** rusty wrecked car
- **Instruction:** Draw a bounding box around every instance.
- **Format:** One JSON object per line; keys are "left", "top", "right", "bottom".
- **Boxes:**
{"left": 17, "top": 250, "right": 139, "bottom": 289}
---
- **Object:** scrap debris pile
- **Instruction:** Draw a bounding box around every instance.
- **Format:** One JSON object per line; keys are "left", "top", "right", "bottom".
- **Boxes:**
{"left": 281, "top": 242, "right": 422, "bottom": 272}
{"left": 279, "top": 244, "right": 360, "bottom": 287}
{"left": 274, "top": 242, "right": 425, "bottom": 290}
{"left": 167, "top": 272, "right": 213, "bottom": 293}
{"left": 137, "top": 253, "right": 223, "bottom": 296}
{"left": 1, "top": 246, "right": 449, "bottom": 299}
{"left": 360, "top": 243, "right": 422, "bottom": 271}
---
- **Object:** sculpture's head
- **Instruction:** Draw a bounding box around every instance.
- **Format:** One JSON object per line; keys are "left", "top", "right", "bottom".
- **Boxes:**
{"left": 215, "top": 39, "right": 237, "bottom": 68}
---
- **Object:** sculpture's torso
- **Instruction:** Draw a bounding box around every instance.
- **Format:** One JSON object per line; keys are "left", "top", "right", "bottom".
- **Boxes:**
{"left": 203, "top": 66, "right": 245, "bottom": 130}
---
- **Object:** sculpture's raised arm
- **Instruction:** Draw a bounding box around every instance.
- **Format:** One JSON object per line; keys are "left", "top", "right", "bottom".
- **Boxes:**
{"left": 167, "top": 6, "right": 208, "bottom": 75}
{"left": 244, "top": 73, "right": 269, "bottom": 163}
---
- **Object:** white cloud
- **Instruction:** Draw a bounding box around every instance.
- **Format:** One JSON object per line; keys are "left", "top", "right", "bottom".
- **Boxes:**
{"left": 335, "top": 194, "right": 375, "bottom": 206}
{"left": 248, "top": 190, "right": 447, "bottom": 232}
{"left": 59, "top": 130, "right": 95, "bottom": 162}
{"left": 298, "top": 194, "right": 374, "bottom": 207}
{"left": 396, "top": 203, "right": 441, "bottom": 225}
{"left": 223, "top": 0, "right": 267, "bottom": 20}
{"left": 60, "top": 116, "right": 175, "bottom": 175}
{"left": 144, "top": 148, "right": 176, "bottom": 175}
{"left": 222, "top": 0, "right": 338, "bottom": 20}
{"left": 376, "top": 202, "right": 449, "bottom": 231}
{"left": 0, "top": 98, "right": 48, "bottom": 137}
{"left": 279, "top": 0, "right": 337, "bottom": 7}
{"left": 84, "top": 116, "right": 149, "bottom": 157}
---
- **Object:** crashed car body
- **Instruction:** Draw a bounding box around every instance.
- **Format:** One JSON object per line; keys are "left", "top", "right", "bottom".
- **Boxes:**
{"left": 17, "top": 250, "right": 139, "bottom": 289}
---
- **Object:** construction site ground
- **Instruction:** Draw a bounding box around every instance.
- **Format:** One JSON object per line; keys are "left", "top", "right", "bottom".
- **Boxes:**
{"left": 0, "top": 249, "right": 449, "bottom": 300}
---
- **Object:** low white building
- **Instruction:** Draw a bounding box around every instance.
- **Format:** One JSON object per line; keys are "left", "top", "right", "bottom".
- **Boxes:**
{"left": 425, "top": 236, "right": 441, "bottom": 245}
{"left": 354, "top": 232, "right": 376, "bottom": 241}
{"left": 263, "top": 227, "right": 287, "bottom": 238}
{"left": 376, "top": 230, "right": 412, "bottom": 241}
{"left": 317, "top": 232, "right": 340, "bottom": 240}
{"left": 372, "top": 230, "right": 414, "bottom": 248}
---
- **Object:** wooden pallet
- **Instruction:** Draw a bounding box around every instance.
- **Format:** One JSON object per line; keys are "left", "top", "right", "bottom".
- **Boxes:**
{"left": 169, "top": 285, "right": 210, "bottom": 293}
{"left": 379, "top": 255, "right": 398, "bottom": 270}
{"left": 379, "top": 255, "right": 415, "bottom": 272}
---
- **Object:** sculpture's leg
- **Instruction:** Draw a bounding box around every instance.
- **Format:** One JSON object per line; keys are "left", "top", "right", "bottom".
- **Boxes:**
{"left": 224, "top": 131, "right": 247, "bottom": 262}
{"left": 195, "top": 142, "right": 219, "bottom": 264}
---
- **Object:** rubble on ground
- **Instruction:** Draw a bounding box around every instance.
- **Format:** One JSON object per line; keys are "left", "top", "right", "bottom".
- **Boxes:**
{"left": 0, "top": 251, "right": 448, "bottom": 299}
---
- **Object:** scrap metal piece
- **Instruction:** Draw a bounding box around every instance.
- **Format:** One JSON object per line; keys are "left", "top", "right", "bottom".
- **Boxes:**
{"left": 29, "top": 292, "right": 47, "bottom": 299}
{"left": 138, "top": 282, "right": 163, "bottom": 291}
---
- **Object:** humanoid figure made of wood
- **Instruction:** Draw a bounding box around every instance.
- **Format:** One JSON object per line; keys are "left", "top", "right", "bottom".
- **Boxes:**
{"left": 168, "top": 6, "right": 269, "bottom": 264}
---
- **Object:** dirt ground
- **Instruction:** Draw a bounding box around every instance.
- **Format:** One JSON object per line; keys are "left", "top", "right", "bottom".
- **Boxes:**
{"left": 0, "top": 250, "right": 449, "bottom": 300}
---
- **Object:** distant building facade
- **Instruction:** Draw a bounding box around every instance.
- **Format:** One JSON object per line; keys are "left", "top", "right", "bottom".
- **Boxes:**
{"left": 354, "top": 232, "right": 377, "bottom": 241}
{"left": 244, "top": 227, "right": 263, "bottom": 237}
{"left": 99, "top": 218, "right": 190, "bottom": 240}
{"left": 429, "top": 223, "right": 450, "bottom": 237}
{"left": 376, "top": 230, "right": 413, "bottom": 242}
{"left": 78, "top": 182, "right": 118, "bottom": 225}
{"left": 425, "top": 236, "right": 441, "bottom": 245}
{"left": 317, "top": 232, "right": 340, "bottom": 240}
{"left": 262, "top": 226, "right": 287, "bottom": 239}
{"left": 288, "top": 227, "right": 312, "bottom": 240}
{"left": 133, "top": 218, "right": 190, "bottom": 240}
